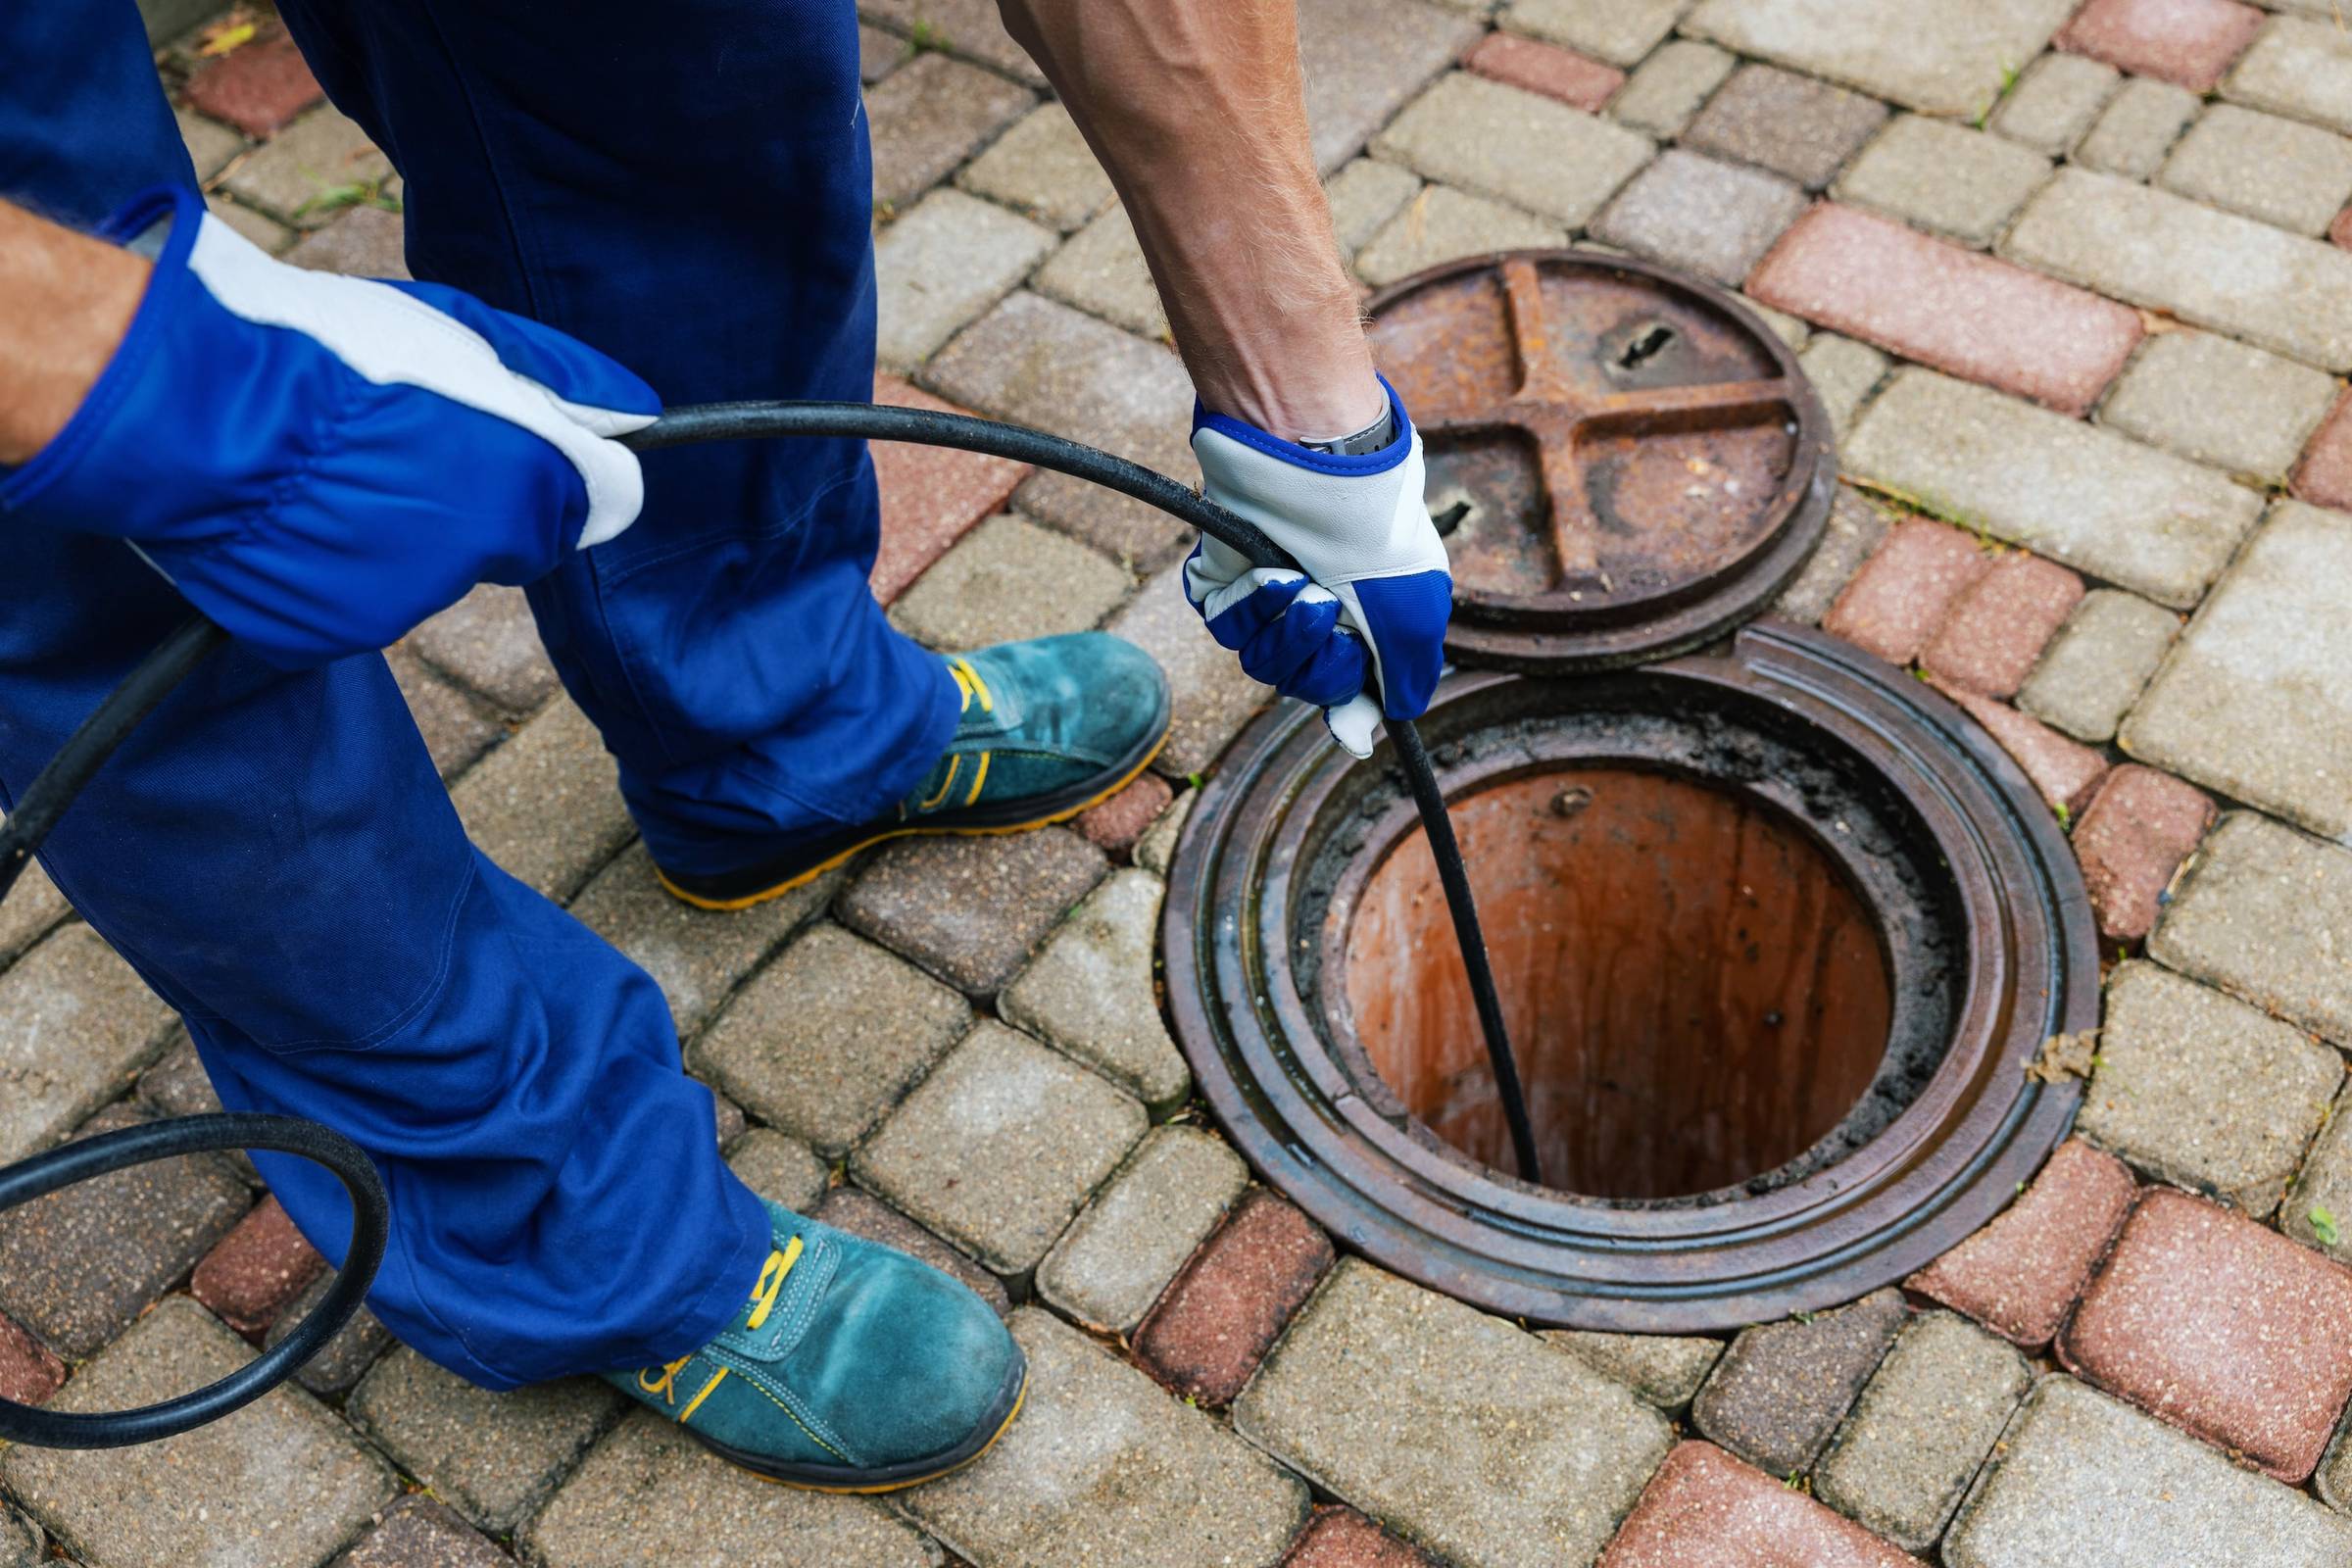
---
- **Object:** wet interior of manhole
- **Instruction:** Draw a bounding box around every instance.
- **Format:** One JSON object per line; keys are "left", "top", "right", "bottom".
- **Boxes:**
{"left": 1341, "top": 766, "right": 1893, "bottom": 1200}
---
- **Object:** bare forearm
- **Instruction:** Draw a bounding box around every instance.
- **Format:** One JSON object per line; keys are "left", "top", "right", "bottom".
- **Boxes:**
{"left": 0, "top": 201, "right": 149, "bottom": 466}
{"left": 998, "top": 0, "right": 1383, "bottom": 441}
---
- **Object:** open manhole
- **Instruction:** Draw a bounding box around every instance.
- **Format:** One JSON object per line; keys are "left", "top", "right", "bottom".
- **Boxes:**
{"left": 1163, "top": 252, "right": 2097, "bottom": 1331}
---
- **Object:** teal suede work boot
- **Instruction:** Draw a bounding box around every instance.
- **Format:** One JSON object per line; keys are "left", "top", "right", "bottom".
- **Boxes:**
{"left": 656, "top": 632, "right": 1171, "bottom": 909}
{"left": 607, "top": 1200, "right": 1026, "bottom": 1492}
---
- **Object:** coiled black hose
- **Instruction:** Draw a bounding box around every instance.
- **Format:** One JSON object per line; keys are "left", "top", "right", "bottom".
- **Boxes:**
{"left": 0, "top": 399, "right": 1537, "bottom": 1450}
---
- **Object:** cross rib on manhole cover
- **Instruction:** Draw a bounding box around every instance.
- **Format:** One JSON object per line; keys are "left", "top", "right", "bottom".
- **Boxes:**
{"left": 1369, "top": 249, "right": 1837, "bottom": 672}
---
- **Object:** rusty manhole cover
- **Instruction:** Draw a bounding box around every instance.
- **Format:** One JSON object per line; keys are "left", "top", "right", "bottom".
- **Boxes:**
{"left": 1370, "top": 249, "right": 1835, "bottom": 671}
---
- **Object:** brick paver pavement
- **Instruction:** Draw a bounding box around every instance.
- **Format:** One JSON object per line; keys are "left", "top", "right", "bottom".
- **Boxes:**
{"left": 12, "top": 3, "right": 2352, "bottom": 1563}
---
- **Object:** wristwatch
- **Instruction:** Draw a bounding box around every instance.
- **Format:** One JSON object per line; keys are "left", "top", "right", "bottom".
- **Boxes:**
{"left": 1298, "top": 404, "right": 1397, "bottom": 456}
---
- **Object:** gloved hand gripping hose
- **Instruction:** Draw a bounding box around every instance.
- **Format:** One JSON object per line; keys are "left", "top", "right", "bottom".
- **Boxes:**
{"left": 0, "top": 399, "right": 1538, "bottom": 1451}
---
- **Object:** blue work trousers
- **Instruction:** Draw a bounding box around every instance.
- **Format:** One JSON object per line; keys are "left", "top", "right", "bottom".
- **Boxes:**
{"left": 0, "top": 0, "right": 959, "bottom": 1388}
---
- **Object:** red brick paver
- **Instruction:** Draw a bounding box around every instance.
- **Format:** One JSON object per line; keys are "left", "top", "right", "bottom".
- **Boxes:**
{"left": 1823, "top": 519, "right": 1992, "bottom": 666}
{"left": 869, "top": 375, "right": 1032, "bottom": 604}
{"left": 1748, "top": 205, "right": 2141, "bottom": 416}
{"left": 2059, "top": 1187, "right": 2352, "bottom": 1482}
{"left": 1922, "top": 552, "right": 2085, "bottom": 698}
{"left": 1907, "top": 1139, "right": 2137, "bottom": 1347}
{"left": 1133, "top": 1188, "right": 1334, "bottom": 1406}
{"left": 1940, "top": 686, "right": 2110, "bottom": 815}
{"left": 190, "top": 1196, "right": 329, "bottom": 1341}
{"left": 1281, "top": 1505, "right": 1442, "bottom": 1568}
{"left": 2057, "top": 0, "right": 2265, "bottom": 92}
{"left": 2073, "top": 764, "right": 2217, "bottom": 943}
{"left": 2291, "top": 389, "right": 2352, "bottom": 512}
{"left": 1075, "top": 771, "right": 1173, "bottom": 857}
{"left": 1597, "top": 1443, "right": 1925, "bottom": 1567}
{"left": 181, "top": 25, "right": 325, "bottom": 139}
{"left": 1463, "top": 32, "right": 1627, "bottom": 113}
{"left": 0, "top": 1307, "right": 64, "bottom": 1406}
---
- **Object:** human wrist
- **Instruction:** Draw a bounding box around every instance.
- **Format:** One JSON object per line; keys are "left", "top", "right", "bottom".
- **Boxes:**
{"left": 0, "top": 208, "right": 151, "bottom": 466}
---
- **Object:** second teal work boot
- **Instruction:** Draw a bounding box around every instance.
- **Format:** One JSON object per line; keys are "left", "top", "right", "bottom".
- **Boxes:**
{"left": 608, "top": 1200, "right": 1025, "bottom": 1492}
{"left": 656, "top": 631, "right": 1171, "bottom": 909}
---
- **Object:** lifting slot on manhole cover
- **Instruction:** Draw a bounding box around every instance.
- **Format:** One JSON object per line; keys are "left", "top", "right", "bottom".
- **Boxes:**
{"left": 1164, "top": 250, "right": 2098, "bottom": 1332}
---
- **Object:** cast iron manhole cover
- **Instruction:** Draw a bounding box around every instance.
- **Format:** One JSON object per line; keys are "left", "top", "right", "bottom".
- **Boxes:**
{"left": 1370, "top": 249, "right": 1835, "bottom": 670}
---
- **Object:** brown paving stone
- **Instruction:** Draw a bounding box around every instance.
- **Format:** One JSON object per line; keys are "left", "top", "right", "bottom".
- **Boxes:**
{"left": 870, "top": 374, "right": 1031, "bottom": 603}
{"left": 2082, "top": 961, "right": 2341, "bottom": 1217}
{"left": 2292, "top": 389, "right": 2352, "bottom": 511}
{"left": 2059, "top": 1187, "right": 2352, "bottom": 1482}
{"left": 1684, "top": 64, "right": 1890, "bottom": 189}
{"left": 1774, "top": 484, "right": 1892, "bottom": 625}
{"left": 0, "top": 1103, "right": 251, "bottom": 1358}
{"left": 180, "top": 24, "right": 323, "bottom": 138}
{"left": 858, "top": 0, "right": 1044, "bottom": 86}
{"left": 2072, "top": 765, "right": 2217, "bottom": 944}
{"left": 0, "top": 855, "right": 70, "bottom": 967}
{"left": 1907, "top": 1139, "right": 2138, "bottom": 1348}
{"left": 1822, "top": 518, "right": 1993, "bottom": 666}
{"left": 1282, "top": 1505, "right": 1441, "bottom": 1568}
{"left": 0, "top": 1296, "right": 398, "bottom": 1568}
{"left": 2335, "top": 205, "right": 2352, "bottom": 251}
{"left": 0, "top": 923, "right": 180, "bottom": 1166}
{"left": 1134, "top": 1188, "right": 1335, "bottom": 1408}
{"left": 2059, "top": 0, "right": 2265, "bottom": 92}
{"left": 1075, "top": 770, "right": 1173, "bottom": 858}
{"left": 1296, "top": 0, "right": 1487, "bottom": 173}
{"left": 1921, "top": 552, "right": 2085, "bottom": 699}
{"left": 693, "top": 923, "right": 972, "bottom": 1156}
{"left": 189, "top": 1195, "right": 327, "bottom": 1341}
{"left": 1589, "top": 148, "right": 1808, "bottom": 287}
{"left": 569, "top": 842, "right": 836, "bottom": 1045}
{"left": 411, "top": 585, "right": 556, "bottom": 715}
{"left": 1749, "top": 205, "right": 2140, "bottom": 416}
{"left": 865, "top": 52, "right": 1034, "bottom": 212}
{"left": 333, "top": 1494, "right": 512, "bottom": 1568}
{"left": 387, "top": 645, "right": 502, "bottom": 781}
{"left": 284, "top": 205, "right": 411, "bottom": 280}
{"left": 924, "top": 292, "right": 1198, "bottom": 569}
{"left": 450, "top": 696, "right": 634, "bottom": 903}
{"left": 1598, "top": 1442, "right": 1924, "bottom": 1567}
{"left": 838, "top": 827, "right": 1107, "bottom": 995}
{"left": 347, "top": 1348, "right": 621, "bottom": 1534}
{"left": 1939, "top": 687, "right": 2110, "bottom": 816}
{"left": 812, "top": 1184, "right": 1010, "bottom": 1316}
{"left": 1463, "top": 31, "right": 1625, "bottom": 112}
{"left": 0, "top": 1310, "right": 63, "bottom": 1407}
{"left": 266, "top": 1265, "right": 394, "bottom": 1396}
{"left": 1690, "top": 1289, "right": 1907, "bottom": 1477}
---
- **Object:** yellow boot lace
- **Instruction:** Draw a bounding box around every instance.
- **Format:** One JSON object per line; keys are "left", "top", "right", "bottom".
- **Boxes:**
{"left": 636, "top": 1236, "right": 803, "bottom": 1425}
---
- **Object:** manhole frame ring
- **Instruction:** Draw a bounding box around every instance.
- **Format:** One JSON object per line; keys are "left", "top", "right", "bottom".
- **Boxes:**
{"left": 1163, "top": 620, "right": 2097, "bottom": 1334}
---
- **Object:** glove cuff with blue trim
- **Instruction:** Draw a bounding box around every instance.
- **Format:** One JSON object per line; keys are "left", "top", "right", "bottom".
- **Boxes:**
{"left": 1186, "top": 377, "right": 1451, "bottom": 757}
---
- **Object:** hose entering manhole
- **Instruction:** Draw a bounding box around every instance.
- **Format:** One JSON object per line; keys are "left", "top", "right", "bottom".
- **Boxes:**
{"left": 0, "top": 398, "right": 1539, "bottom": 1448}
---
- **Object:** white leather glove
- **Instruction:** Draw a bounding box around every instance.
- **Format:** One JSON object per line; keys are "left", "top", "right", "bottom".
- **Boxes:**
{"left": 1184, "top": 379, "right": 1451, "bottom": 757}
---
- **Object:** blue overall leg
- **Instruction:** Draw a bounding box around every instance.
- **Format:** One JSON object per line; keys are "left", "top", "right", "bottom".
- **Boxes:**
{"left": 0, "top": 1, "right": 770, "bottom": 1390}
{"left": 272, "top": 0, "right": 962, "bottom": 881}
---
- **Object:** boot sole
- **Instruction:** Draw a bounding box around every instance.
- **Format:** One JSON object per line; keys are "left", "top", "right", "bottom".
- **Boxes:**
{"left": 688, "top": 1352, "right": 1029, "bottom": 1494}
{"left": 654, "top": 688, "right": 1173, "bottom": 912}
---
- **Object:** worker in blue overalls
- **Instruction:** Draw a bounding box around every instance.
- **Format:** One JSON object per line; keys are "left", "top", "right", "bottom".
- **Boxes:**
{"left": 0, "top": 0, "right": 1449, "bottom": 1487}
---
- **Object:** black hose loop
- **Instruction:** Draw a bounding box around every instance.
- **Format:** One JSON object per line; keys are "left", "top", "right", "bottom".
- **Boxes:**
{"left": 0, "top": 1112, "right": 387, "bottom": 1448}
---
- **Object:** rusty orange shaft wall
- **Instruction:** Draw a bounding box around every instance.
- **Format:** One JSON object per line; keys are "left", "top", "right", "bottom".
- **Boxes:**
{"left": 1342, "top": 767, "right": 1892, "bottom": 1200}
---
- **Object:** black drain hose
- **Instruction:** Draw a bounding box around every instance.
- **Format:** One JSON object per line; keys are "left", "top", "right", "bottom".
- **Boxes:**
{"left": 0, "top": 398, "right": 1538, "bottom": 1451}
